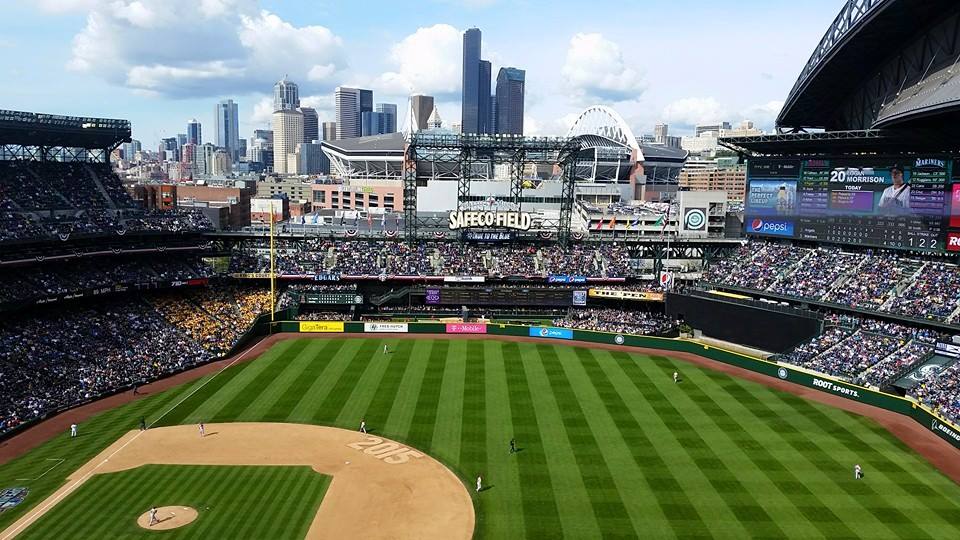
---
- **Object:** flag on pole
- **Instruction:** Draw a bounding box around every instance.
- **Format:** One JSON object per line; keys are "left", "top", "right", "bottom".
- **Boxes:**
{"left": 607, "top": 216, "right": 616, "bottom": 229}
{"left": 595, "top": 216, "right": 604, "bottom": 230}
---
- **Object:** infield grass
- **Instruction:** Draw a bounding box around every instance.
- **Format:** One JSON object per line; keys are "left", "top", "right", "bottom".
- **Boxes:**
{"left": 19, "top": 465, "right": 330, "bottom": 539}
{"left": 3, "top": 337, "right": 960, "bottom": 539}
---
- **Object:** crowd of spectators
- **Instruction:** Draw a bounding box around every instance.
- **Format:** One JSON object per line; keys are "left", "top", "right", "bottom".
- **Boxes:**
{"left": 0, "top": 298, "right": 210, "bottom": 434}
{"left": 799, "top": 330, "right": 905, "bottom": 379}
{"left": 780, "top": 316, "right": 941, "bottom": 386}
{"left": 705, "top": 241, "right": 960, "bottom": 327}
{"left": 231, "top": 240, "right": 635, "bottom": 278}
{"left": 552, "top": 308, "right": 676, "bottom": 336}
{"left": 0, "top": 256, "right": 212, "bottom": 307}
{"left": 702, "top": 243, "right": 807, "bottom": 291}
{"left": 910, "top": 363, "right": 960, "bottom": 427}
{"left": 0, "top": 161, "right": 212, "bottom": 243}
{"left": 880, "top": 262, "right": 960, "bottom": 322}
{"left": 856, "top": 341, "right": 933, "bottom": 388}
{"left": 150, "top": 285, "right": 273, "bottom": 355}
{"left": 767, "top": 247, "right": 860, "bottom": 300}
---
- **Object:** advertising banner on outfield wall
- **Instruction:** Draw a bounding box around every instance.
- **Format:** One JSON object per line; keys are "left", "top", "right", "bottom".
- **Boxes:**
{"left": 299, "top": 321, "right": 344, "bottom": 333}
{"left": 528, "top": 326, "right": 573, "bottom": 340}
{"left": 364, "top": 322, "right": 409, "bottom": 333}
{"left": 446, "top": 323, "right": 487, "bottom": 334}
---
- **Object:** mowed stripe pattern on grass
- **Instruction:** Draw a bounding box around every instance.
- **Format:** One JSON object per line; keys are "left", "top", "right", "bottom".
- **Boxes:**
{"left": 19, "top": 465, "right": 330, "bottom": 539}
{"left": 4, "top": 338, "right": 960, "bottom": 539}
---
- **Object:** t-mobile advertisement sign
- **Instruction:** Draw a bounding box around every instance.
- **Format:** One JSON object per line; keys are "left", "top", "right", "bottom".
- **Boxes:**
{"left": 446, "top": 323, "right": 487, "bottom": 334}
{"left": 425, "top": 288, "right": 441, "bottom": 304}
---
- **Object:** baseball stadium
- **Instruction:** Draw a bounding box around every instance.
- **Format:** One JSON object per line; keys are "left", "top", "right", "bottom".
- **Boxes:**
{"left": 4, "top": 1, "right": 960, "bottom": 538}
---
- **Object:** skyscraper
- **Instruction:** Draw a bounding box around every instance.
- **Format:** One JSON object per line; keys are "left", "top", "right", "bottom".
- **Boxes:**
{"left": 335, "top": 87, "right": 371, "bottom": 139}
{"left": 489, "top": 95, "right": 498, "bottom": 135}
{"left": 377, "top": 103, "right": 397, "bottom": 133}
{"left": 274, "top": 76, "right": 300, "bottom": 112}
{"left": 461, "top": 28, "right": 482, "bottom": 134}
{"left": 176, "top": 133, "right": 187, "bottom": 148}
{"left": 322, "top": 122, "right": 337, "bottom": 141}
{"left": 478, "top": 60, "right": 492, "bottom": 134}
{"left": 214, "top": 99, "right": 240, "bottom": 162}
{"left": 361, "top": 111, "right": 382, "bottom": 137}
{"left": 410, "top": 95, "right": 434, "bottom": 132}
{"left": 359, "top": 89, "right": 373, "bottom": 118}
{"left": 495, "top": 67, "right": 525, "bottom": 135}
{"left": 160, "top": 137, "right": 179, "bottom": 161}
{"left": 300, "top": 107, "right": 319, "bottom": 144}
{"left": 272, "top": 109, "right": 303, "bottom": 174}
{"left": 187, "top": 119, "right": 202, "bottom": 145}
{"left": 654, "top": 123, "right": 669, "bottom": 144}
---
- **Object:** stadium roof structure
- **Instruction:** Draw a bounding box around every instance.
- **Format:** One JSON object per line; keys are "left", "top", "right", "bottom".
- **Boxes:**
{"left": 777, "top": 0, "right": 960, "bottom": 132}
{"left": 321, "top": 132, "right": 406, "bottom": 157}
{"left": 0, "top": 109, "right": 131, "bottom": 150}
{"left": 720, "top": 128, "right": 960, "bottom": 157}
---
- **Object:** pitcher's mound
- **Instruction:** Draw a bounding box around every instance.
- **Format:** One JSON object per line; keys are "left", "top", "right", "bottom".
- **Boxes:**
{"left": 136, "top": 506, "right": 198, "bottom": 531}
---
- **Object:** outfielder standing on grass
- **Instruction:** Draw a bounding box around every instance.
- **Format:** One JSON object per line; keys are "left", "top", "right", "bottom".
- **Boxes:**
{"left": 673, "top": 371, "right": 679, "bottom": 384}
{"left": 70, "top": 423, "right": 77, "bottom": 438}
{"left": 855, "top": 464, "right": 863, "bottom": 480}
{"left": 476, "top": 475, "right": 482, "bottom": 492}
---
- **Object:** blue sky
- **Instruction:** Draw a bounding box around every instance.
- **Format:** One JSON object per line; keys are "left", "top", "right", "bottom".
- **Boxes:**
{"left": 2, "top": 0, "right": 842, "bottom": 148}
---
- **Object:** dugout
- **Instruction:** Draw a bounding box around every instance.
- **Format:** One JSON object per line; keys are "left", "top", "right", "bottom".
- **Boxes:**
{"left": 666, "top": 289, "right": 823, "bottom": 353}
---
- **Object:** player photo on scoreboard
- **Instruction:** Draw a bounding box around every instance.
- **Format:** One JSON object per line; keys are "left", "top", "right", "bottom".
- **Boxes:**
{"left": 826, "top": 164, "right": 913, "bottom": 216}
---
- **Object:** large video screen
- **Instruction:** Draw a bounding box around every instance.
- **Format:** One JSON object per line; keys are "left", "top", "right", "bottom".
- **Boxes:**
{"left": 745, "top": 158, "right": 960, "bottom": 252}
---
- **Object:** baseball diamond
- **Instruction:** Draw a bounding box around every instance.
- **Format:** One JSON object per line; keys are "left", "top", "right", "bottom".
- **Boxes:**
{"left": 2, "top": 336, "right": 960, "bottom": 539}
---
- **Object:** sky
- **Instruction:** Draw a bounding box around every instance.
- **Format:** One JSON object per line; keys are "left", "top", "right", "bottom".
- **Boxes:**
{"left": 1, "top": 0, "right": 843, "bottom": 149}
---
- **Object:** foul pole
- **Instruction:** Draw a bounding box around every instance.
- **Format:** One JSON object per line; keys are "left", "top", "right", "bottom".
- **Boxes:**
{"left": 270, "top": 209, "right": 276, "bottom": 328}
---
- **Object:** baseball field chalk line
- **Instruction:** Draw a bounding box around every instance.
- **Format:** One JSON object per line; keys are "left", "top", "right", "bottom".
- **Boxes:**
{"left": 1, "top": 340, "right": 259, "bottom": 540}
{"left": 14, "top": 459, "right": 64, "bottom": 482}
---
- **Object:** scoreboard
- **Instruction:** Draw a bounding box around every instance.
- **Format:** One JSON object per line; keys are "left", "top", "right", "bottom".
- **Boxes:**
{"left": 745, "top": 157, "right": 960, "bottom": 253}
{"left": 428, "top": 287, "right": 577, "bottom": 306}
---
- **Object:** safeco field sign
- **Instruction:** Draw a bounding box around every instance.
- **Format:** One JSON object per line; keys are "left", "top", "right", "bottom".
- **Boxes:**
{"left": 299, "top": 321, "right": 344, "bottom": 333}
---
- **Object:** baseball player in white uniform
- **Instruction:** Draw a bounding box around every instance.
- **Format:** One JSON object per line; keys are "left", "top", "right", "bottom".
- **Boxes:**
{"left": 148, "top": 506, "right": 158, "bottom": 526}
{"left": 476, "top": 475, "right": 482, "bottom": 492}
{"left": 359, "top": 420, "right": 367, "bottom": 434}
{"left": 854, "top": 464, "right": 863, "bottom": 480}
{"left": 198, "top": 422, "right": 205, "bottom": 438}
{"left": 673, "top": 372, "right": 679, "bottom": 384}
{"left": 383, "top": 344, "right": 389, "bottom": 354}
{"left": 70, "top": 423, "right": 77, "bottom": 437}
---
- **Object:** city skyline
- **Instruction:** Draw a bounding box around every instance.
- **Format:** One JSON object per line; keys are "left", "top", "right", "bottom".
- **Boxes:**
{"left": 1, "top": 1, "right": 842, "bottom": 147}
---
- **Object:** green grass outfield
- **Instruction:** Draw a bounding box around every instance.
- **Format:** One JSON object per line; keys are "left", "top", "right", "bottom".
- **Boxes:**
{"left": 2, "top": 337, "right": 960, "bottom": 539}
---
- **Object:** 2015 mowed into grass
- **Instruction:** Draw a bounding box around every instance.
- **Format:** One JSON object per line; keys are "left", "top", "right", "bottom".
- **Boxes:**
{"left": 2, "top": 336, "right": 959, "bottom": 539}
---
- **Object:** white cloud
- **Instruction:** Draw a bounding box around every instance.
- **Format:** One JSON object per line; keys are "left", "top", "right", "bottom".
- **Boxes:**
{"left": 560, "top": 33, "right": 644, "bottom": 102}
{"left": 377, "top": 24, "right": 462, "bottom": 98}
{"left": 64, "top": 1, "right": 346, "bottom": 98}
{"left": 662, "top": 97, "right": 729, "bottom": 129}
{"left": 249, "top": 96, "right": 274, "bottom": 126}
{"left": 740, "top": 100, "right": 784, "bottom": 131}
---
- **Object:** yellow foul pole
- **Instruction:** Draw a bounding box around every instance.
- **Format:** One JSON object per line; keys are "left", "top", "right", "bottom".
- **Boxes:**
{"left": 270, "top": 208, "right": 276, "bottom": 325}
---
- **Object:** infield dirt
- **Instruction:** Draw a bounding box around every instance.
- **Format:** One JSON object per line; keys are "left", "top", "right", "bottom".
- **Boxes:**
{"left": 1, "top": 424, "right": 474, "bottom": 540}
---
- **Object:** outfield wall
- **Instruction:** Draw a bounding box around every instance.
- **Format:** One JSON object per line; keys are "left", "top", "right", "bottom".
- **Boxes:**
{"left": 279, "top": 320, "right": 960, "bottom": 451}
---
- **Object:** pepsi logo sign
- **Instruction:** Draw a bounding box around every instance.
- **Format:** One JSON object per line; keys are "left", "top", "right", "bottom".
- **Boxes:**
{"left": 748, "top": 219, "right": 794, "bottom": 237}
